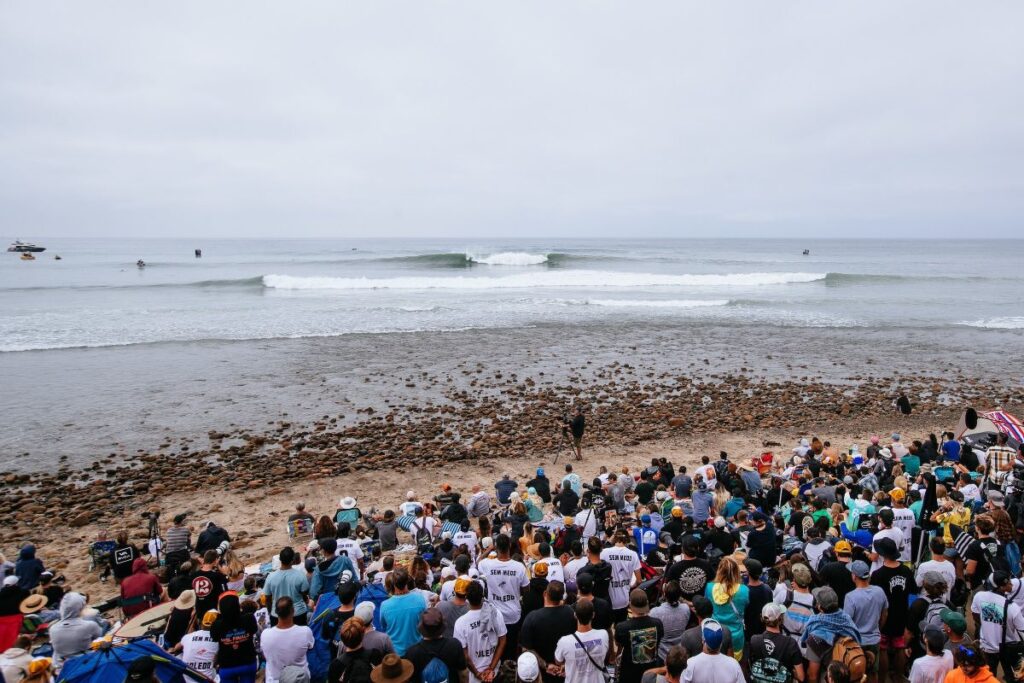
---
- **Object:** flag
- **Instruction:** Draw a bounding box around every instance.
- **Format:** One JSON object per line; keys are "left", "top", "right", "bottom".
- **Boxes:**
{"left": 950, "top": 524, "right": 973, "bottom": 562}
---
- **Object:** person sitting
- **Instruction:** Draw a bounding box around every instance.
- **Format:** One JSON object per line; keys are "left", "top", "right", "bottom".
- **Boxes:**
{"left": 288, "top": 502, "right": 316, "bottom": 525}
{"left": 495, "top": 474, "right": 518, "bottom": 506}
{"left": 49, "top": 593, "right": 104, "bottom": 669}
{"left": 439, "top": 493, "right": 468, "bottom": 525}
{"left": 467, "top": 485, "right": 491, "bottom": 519}
{"left": 399, "top": 492, "right": 422, "bottom": 518}
{"left": 335, "top": 497, "right": 362, "bottom": 527}
{"left": 120, "top": 557, "right": 165, "bottom": 618}
{"left": 526, "top": 468, "right": 552, "bottom": 503}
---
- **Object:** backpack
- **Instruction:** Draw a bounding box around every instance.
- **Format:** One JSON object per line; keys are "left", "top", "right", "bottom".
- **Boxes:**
{"left": 578, "top": 561, "right": 612, "bottom": 602}
{"left": 832, "top": 636, "right": 870, "bottom": 683}
{"left": 1006, "top": 541, "right": 1023, "bottom": 579}
{"left": 412, "top": 519, "right": 435, "bottom": 554}
{"left": 917, "top": 597, "right": 948, "bottom": 641}
{"left": 950, "top": 578, "right": 970, "bottom": 608}
{"left": 983, "top": 539, "right": 1012, "bottom": 574}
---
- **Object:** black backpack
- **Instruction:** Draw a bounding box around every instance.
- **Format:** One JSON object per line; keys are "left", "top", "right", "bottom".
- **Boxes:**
{"left": 411, "top": 519, "right": 434, "bottom": 554}
{"left": 578, "top": 560, "right": 612, "bottom": 602}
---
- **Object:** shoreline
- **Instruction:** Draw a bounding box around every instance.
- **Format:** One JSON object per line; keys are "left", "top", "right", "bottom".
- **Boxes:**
{"left": 0, "top": 361, "right": 1012, "bottom": 601}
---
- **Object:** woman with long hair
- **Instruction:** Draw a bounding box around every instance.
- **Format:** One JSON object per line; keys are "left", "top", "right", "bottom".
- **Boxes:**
{"left": 704, "top": 556, "right": 749, "bottom": 661}
{"left": 210, "top": 592, "right": 259, "bottom": 683}
{"left": 221, "top": 551, "right": 246, "bottom": 592}
{"left": 314, "top": 516, "right": 337, "bottom": 542}
{"left": 505, "top": 501, "right": 529, "bottom": 545}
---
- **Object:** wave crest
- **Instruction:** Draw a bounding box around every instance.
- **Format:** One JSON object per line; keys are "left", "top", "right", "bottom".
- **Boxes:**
{"left": 959, "top": 317, "right": 1024, "bottom": 329}
{"left": 262, "top": 271, "right": 826, "bottom": 291}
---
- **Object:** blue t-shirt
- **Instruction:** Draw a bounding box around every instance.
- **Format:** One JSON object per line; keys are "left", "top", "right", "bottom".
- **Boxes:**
{"left": 942, "top": 441, "right": 961, "bottom": 463}
{"left": 380, "top": 592, "right": 427, "bottom": 656}
{"left": 262, "top": 567, "right": 311, "bottom": 617}
{"left": 842, "top": 586, "right": 887, "bottom": 646}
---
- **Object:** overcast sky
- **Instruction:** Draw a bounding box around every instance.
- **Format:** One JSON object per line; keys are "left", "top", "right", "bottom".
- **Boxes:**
{"left": 1, "top": 2, "right": 1022, "bottom": 239}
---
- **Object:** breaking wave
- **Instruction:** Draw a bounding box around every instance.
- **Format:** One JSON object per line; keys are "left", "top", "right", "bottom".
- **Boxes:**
{"left": 959, "top": 317, "right": 1024, "bottom": 329}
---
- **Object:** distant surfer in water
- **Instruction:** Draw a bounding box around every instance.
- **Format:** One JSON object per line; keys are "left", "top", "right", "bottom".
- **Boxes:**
{"left": 136, "top": 259, "right": 146, "bottom": 268}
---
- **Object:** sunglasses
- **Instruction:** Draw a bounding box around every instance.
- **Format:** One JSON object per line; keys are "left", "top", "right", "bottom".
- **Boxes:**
{"left": 958, "top": 645, "right": 976, "bottom": 658}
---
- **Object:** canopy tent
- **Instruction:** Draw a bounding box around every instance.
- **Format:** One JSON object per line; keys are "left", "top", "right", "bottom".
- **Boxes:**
{"left": 956, "top": 408, "right": 1023, "bottom": 449}
{"left": 57, "top": 639, "right": 210, "bottom": 683}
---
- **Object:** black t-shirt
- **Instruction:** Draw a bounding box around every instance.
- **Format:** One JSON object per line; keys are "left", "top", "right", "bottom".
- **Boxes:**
{"left": 192, "top": 569, "right": 229, "bottom": 618}
{"left": 164, "top": 606, "right": 192, "bottom": 649}
{"left": 665, "top": 559, "right": 712, "bottom": 601}
{"left": 555, "top": 489, "right": 580, "bottom": 517}
{"left": 167, "top": 573, "right": 192, "bottom": 601}
{"left": 522, "top": 582, "right": 549, "bottom": 621}
{"left": 211, "top": 616, "right": 258, "bottom": 668}
{"left": 818, "top": 561, "right": 856, "bottom": 608}
{"left": 109, "top": 543, "right": 141, "bottom": 580}
{"left": 570, "top": 415, "right": 585, "bottom": 439}
{"left": 406, "top": 637, "right": 467, "bottom": 683}
{"left": 745, "top": 583, "right": 774, "bottom": 638}
{"left": 634, "top": 482, "right": 655, "bottom": 505}
{"left": 704, "top": 529, "right": 737, "bottom": 556}
{"left": 581, "top": 595, "right": 614, "bottom": 632}
{"left": 749, "top": 631, "right": 803, "bottom": 683}
{"left": 660, "top": 519, "right": 685, "bottom": 543}
{"left": 329, "top": 648, "right": 375, "bottom": 683}
{"left": 966, "top": 538, "right": 998, "bottom": 589}
{"left": 614, "top": 616, "right": 665, "bottom": 683}
{"left": 527, "top": 477, "right": 552, "bottom": 503}
{"left": 870, "top": 564, "right": 918, "bottom": 636}
{"left": 521, "top": 605, "right": 577, "bottom": 676}
{"left": 680, "top": 625, "right": 732, "bottom": 658}
{"left": 746, "top": 526, "right": 778, "bottom": 568}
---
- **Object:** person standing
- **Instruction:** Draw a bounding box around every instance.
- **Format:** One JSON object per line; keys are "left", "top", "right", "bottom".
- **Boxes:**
{"left": 566, "top": 407, "right": 586, "bottom": 461}
{"left": 870, "top": 538, "right": 917, "bottom": 683}
{"left": 649, "top": 582, "right": 690, "bottom": 661}
{"left": 478, "top": 534, "right": 529, "bottom": 659}
{"left": 520, "top": 582, "right": 577, "bottom": 683}
{"left": 178, "top": 609, "right": 220, "bottom": 678}
{"left": 210, "top": 592, "right": 259, "bottom": 683}
{"left": 748, "top": 603, "right": 804, "bottom": 683}
{"left": 908, "top": 628, "right": 954, "bottom": 683}
{"left": 971, "top": 570, "right": 1024, "bottom": 680}
{"left": 263, "top": 547, "right": 311, "bottom": 626}
{"left": 681, "top": 619, "right": 744, "bottom": 683}
{"left": 454, "top": 581, "right": 507, "bottom": 683}
{"left": 554, "top": 599, "right": 610, "bottom": 683}
{"left": 614, "top": 590, "right": 665, "bottom": 683}
{"left": 379, "top": 568, "right": 428, "bottom": 657}
{"left": 843, "top": 560, "right": 886, "bottom": 683}
{"left": 405, "top": 607, "right": 468, "bottom": 683}
{"left": 600, "top": 531, "right": 641, "bottom": 623}
{"left": 704, "top": 557, "right": 750, "bottom": 660}
{"left": 260, "top": 597, "right": 314, "bottom": 683}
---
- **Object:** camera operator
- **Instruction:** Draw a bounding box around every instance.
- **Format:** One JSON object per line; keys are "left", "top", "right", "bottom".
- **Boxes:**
{"left": 563, "top": 407, "right": 586, "bottom": 461}
{"left": 164, "top": 513, "right": 192, "bottom": 581}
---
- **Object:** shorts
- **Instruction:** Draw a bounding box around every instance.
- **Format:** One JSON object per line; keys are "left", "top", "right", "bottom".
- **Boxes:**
{"left": 880, "top": 634, "right": 906, "bottom": 649}
{"left": 862, "top": 644, "right": 880, "bottom": 673}
{"left": 573, "top": 435, "right": 583, "bottom": 447}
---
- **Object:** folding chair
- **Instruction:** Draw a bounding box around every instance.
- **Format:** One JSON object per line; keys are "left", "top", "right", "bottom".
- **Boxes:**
{"left": 287, "top": 517, "right": 315, "bottom": 539}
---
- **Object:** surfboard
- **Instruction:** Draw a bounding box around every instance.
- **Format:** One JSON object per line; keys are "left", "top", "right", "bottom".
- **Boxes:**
{"left": 113, "top": 600, "right": 175, "bottom": 639}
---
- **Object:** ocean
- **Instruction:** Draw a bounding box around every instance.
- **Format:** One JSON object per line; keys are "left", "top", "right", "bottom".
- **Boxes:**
{"left": 2, "top": 238, "right": 1022, "bottom": 470}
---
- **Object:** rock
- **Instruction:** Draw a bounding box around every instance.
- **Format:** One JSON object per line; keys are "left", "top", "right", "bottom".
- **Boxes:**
{"left": 69, "top": 512, "right": 92, "bottom": 528}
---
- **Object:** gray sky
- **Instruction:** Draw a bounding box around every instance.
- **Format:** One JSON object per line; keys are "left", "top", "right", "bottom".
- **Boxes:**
{"left": 2, "top": 2, "right": 1022, "bottom": 239}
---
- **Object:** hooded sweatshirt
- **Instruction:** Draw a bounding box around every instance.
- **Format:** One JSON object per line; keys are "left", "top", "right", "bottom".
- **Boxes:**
{"left": 14, "top": 545, "right": 44, "bottom": 591}
{"left": 0, "top": 646, "right": 32, "bottom": 682}
{"left": 120, "top": 557, "right": 162, "bottom": 617}
{"left": 49, "top": 592, "right": 103, "bottom": 667}
{"left": 309, "top": 554, "right": 357, "bottom": 602}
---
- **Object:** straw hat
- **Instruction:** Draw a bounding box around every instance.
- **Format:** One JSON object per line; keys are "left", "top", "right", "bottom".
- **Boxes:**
{"left": 371, "top": 654, "right": 414, "bottom": 683}
{"left": 174, "top": 590, "right": 197, "bottom": 611}
{"left": 20, "top": 594, "right": 47, "bottom": 614}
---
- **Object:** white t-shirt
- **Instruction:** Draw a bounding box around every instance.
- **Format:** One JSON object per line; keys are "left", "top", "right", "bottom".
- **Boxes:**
{"left": 871, "top": 528, "right": 906, "bottom": 572}
{"left": 180, "top": 630, "right": 218, "bottom": 677}
{"left": 410, "top": 516, "right": 438, "bottom": 539}
{"left": 454, "top": 604, "right": 508, "bottom": 683}
{"left": 803, "top": 541, "right": 828, "bottom": 571}
{"left": 890, "top": 508, "right": 916, "bottom": 562}
{"left": 681, "top": 652, "right": 744, "bottom": 683}
{"left": 575, "top": 509, "right": 598, "bottom": 541}
{"left": 399, "top": 501, "right": 422, "bottom": 517}
{"left": 971, "top": 589, "right": 1024, "bottom": 653}
{"left": 260, "top": 624, "right": 314, "bottom": 683}
{"left": 441, "top": 574, "right": 485, "bottom": 602}
{"left": 478, "top": 558, "right": 529, "bottom": 624}
{"left": 909, "top": 651, "right": 954, "bottom": 683}
{"left": 555, "top": 629, "right": 609, "bottom": 683}
{"left": 915, "top": 560, "right": 957, "bottom": 603}
{"left": 600, "top": 546, "right": 641, "bottom": 610}
{"left": 564, "top": 557, "right": 589, "bottom": 588}
{"left": 536, "top": 559, "right": 565, "bottom": 585}
{"left": 960, "top": 483, "right": 982, "bottom": 503}
{"left": 337, "top": 538, "right": 364, "bottom": 565}
{"left": 453, "top": 530, "right": 478, "bottom": 558}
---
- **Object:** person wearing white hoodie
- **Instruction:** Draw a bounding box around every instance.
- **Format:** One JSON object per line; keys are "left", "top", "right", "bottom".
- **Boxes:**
{"left": 49, "top": 592, "right": 103, "bottom": 668}
{"left": 0, "top": 635, "right": 33, "bottom": 682}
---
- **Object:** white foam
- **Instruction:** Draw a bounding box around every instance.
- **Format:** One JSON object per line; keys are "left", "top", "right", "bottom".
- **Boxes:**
{"left": 468, "top": 251, "right": 548, "bottom": 266}
{"left": 960, "top": 316, "right": 1024, "bottom": 329}
{"left": 584, "top": 299, "right": 730, "bottom": 308}
{"left": 263, "top": 271, "right": 826, "bottom": 291}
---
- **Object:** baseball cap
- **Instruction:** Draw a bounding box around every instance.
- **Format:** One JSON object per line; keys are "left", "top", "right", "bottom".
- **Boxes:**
{"left": 202, "top": 609, "right": 219, "bottom": 628}
{"left": 751, "top": 511, "right": 769, "bottom": 524}
{"left": 988, "top": 491, "right": 1006, "bottom": 507}
{"left": 419, "top": 608, "right": 445, "bottom": 638}
{"left": 889, "top": 488, "right": 906, "bottom": 501}
{"left": 714, "top": 516, "right": 727, "bottom": 529}
{"left": 761, "top": 603, "right": 786, "bottom": 621}
{"left": 849, "top": 560, "right": 871, "bottom": 579}
{"left": 355, "top": 601, "right": 376, "bottom": 624}
{"left": 671, "top": 506, "right": 683, "bottom": 518}
{"left": 813, "top": 586, "right": 839, "bottom": 612}
{"left": 791, "top": 563, "right": 812, "bottom": 588}
{"left": 126, "top": 657, "right": 157, "bottom": 681}
{"left": 743, "top": 558, "right": 763, "bottom": 578}
{"left": 701, "top": 618, "right": 725, "bottom": 650}
{"left": 453, "top": 577, "right": 472, "bottom": 596}
{"left": 533, "top": 562, "right": 549, "bottom": 578}
{"left": 940, "top": 607, "right": 967, "bottom": 634}
{"left": 537, "top": 468, "right": 544, "bottom": 476}
{"left": 834, "top": 540, "right": 853, "bottom": 556}
{"left": 641, "top": 514, "right": 652, "bottom": 525}
{"left": 517, "top": 653, "right": 540, "bottom": 682}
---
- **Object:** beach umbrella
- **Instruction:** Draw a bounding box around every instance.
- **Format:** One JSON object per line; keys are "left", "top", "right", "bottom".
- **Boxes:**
{"left": 57, "top": 638, "right": 210, "bottom": 683}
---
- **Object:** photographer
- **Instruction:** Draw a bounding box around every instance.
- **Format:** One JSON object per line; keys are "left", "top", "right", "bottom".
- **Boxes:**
{"left": 164, "top": 513, "right": 192, "bottom": 582}
{"left": 563, "top": 407, "right": 586, "bottom": 461}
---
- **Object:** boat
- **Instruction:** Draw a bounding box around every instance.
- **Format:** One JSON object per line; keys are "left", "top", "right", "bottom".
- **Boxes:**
{"left": 20, "top": 253, "right": 36, "bottom": 261}
{"left": 136, "top": 259, "right": 146, "bottom": 268}
{"left": 802, "top": 249, "right": 810, "bottom": 255}
{"left": 7, "top": 240, "right": 46, "bottom": 253}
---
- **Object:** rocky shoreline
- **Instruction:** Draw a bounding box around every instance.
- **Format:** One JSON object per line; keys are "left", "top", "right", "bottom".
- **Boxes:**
{"left": 0, "top": 364, "right": 1019, "bottom": 588}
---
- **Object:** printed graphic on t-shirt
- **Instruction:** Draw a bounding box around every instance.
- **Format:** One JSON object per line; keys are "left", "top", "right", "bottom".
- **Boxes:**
{"left": 628, "top": 626, "right": 658, "bottom": 665}
{"left": 677, "top": 568, "right": 707, "bottom": 596}
{"left": 193, "top": 575, "right": 214, "bottom": 599}
{"left": 750, "top": 639, "right": 787, "bottom": 683}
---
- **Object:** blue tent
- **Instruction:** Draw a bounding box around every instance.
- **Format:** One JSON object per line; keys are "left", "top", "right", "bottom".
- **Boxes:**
{"left": 58, "top": 639, "right": 210, "bottom": 682}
